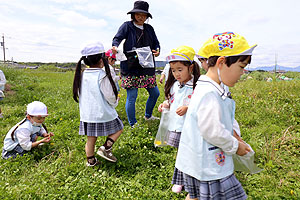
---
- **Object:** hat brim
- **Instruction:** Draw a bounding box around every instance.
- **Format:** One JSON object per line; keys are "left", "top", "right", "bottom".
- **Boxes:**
{"left": 195, "top": 54, "right": 207, "bottom": 59}
{"left": 127, "top": 9, "right": 152, "bottom": 18}
{"left": 166, "top": 54, "right": 190, "bottom": 63}
{"left": 233, "top": 44, "right": 257, "bottom": 56}
{"left": 31, "top": 114, "right": 49, "bottom": 117}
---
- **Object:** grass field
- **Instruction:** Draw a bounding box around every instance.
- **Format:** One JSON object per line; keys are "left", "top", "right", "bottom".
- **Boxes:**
{"left": 0, "top": 66, "right": 299, "bottom": 199}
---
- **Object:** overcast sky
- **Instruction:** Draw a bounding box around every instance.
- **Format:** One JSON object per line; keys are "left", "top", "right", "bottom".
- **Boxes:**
{"left": 0, "top": 0, "right": 299, "bottom": 68}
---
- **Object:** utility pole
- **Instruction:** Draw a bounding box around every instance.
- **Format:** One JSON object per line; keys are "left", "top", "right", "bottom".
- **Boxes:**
{"left": 1, "top": 34, "right": 5, "bottom": 63}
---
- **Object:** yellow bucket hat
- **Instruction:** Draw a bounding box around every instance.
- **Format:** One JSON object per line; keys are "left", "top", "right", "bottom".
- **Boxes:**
{"left": 166, "top": 45, "right": 195, "bottom": 63}
{"left": 197, "top": 32, "right": 257, "bottom": 58}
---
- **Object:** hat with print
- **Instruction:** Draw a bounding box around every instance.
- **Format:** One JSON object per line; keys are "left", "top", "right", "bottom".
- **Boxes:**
{"left": 197, "top": 32, "right": 257, "bottom": 58}
{"left": 105, "top": 49, "right": 116, "bottom": 59}
{"left": 27, "top": 101, "right": 48, "bottom": 117}
{"left": 127, "top": 1, "right": 152, "bottom": 18}
{"left": 81, "top": 42, "right": 105, "bottom": 56}
{"left": 166, "top": 45, "right": 195, "bottom": 63}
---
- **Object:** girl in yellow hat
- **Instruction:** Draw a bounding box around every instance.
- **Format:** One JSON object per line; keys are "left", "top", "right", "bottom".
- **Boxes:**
{"left": 157, "top": 45, "right": 200, "bottom": 193}
{"left": 175, "top": 32, "right": 256, "bottom": 200}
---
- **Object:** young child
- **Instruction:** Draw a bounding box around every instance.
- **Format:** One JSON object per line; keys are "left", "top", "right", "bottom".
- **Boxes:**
{"left": 175, "top": 32, "right": 256, "bottom": 200}
{"left": 2, "top": 101, "right": 54, "bottom": 159}
{"left": 157, "top": 46, "right": 200, "bottom": 193}
{"left": 105, "top": 49, "right": 120, "bottom": 91}
{"left": 73, "top": 42, "right": 123, "bottom": 167}
{"left": 196, "top": 54, "right": 243, "bottom": 141}
{"left": 0, "top": 69, "right": 6, "bottom": 118}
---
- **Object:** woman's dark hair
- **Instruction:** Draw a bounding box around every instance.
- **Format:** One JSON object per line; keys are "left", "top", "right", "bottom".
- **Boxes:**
{"left": 11, "top": 117, "right": 48, "bottom": 141}
{"left": 131, "top": 14, "right": 137, "bottom": 22}
{"left": 164, "top": 61, "right": 201, "bottom": 100}
{"left": 207, "top": 55, "right": 252, "bottom": 68}
{"left": 72, "top": 53, "right": 118, "bottom": 103}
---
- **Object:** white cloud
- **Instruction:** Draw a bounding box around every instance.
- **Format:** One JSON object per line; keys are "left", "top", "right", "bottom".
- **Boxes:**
{"left": 55, "top": 10, "right": 108, "bottom": 27}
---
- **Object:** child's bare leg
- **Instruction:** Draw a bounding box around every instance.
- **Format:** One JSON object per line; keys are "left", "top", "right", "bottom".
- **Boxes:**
{"left": 108, "top": 129, "right": 122, "bottom": 142}
{"left": 86, "top": 136, "right": 97, "bottom": 157}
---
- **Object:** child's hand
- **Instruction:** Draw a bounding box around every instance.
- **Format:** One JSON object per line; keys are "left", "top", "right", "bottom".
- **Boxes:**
{"left": 41, "top": 137, "right": 51, "bottom": 143}
{"left": 176, "top": 106, "right": 188, "bottom": 116}
{"left": 158, "top": 101, "right": 170, "bottom": 112}
{"left": 236, "top": 141, "right": 250, "bottom": 156}
{"left": 43, "top": 132, "right": 54, "bottom": 137}
{"left": 159, "top": 74, "right": 165, "bottom": 84}
{"left": 158, "top": 103, "right": 164, "bottom": 112}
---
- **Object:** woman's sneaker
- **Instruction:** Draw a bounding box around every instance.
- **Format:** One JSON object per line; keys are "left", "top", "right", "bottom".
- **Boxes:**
{"left": 86, "top": 157, "right": 100, "bottom": 167}
{"left": 172, "top": 184, "right": 183, "bottom": 193}
{"left": 97, "top": 146, "right": 117, "bottom": 162}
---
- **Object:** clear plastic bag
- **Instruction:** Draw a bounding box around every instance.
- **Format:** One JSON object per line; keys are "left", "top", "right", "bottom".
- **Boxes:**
{"left": 154, "top": 108, "right": 170, "bottom": 147}
{"left": 233, "top": 143, "right": 262, "bottom": 174}
{"left": 116, "top": 50, "right": 127, "bottom": 61}
{"left": 135, "top": 46, "right": 154, "bottom": 68}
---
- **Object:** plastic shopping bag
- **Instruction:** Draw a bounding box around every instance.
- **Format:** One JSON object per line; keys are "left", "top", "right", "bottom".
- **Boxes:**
{"left": 135, "top": 46, "right": 154, "bottom": 68}
{"left": 233, "top": 143, "right": 262, "bottom": 174}
{"left": 154, "top": 108, "right": 170, "bottom": 147}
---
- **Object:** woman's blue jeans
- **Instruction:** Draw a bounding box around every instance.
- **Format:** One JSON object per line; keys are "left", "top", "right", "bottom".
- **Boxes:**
{"left": 125, "top": 86, "right": 160, "bottom": 126}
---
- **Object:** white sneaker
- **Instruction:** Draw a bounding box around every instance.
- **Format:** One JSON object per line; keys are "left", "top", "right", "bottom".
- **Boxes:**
{"left": 131, "top": 123, "right": 139, "bottom": 128}
{"left": 144, "top": 115, "right": 160, "bottom": 121}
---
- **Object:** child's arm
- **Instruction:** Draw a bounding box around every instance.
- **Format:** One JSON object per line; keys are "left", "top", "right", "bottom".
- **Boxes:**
{"left": 176, "top": 106, "right": 188, "bottom": 116}
{"left": 197, "top": 93, "right": 248, "bottom": 155}
{"left": 31, "top": 137, "right": 51, "bottom": 148}
{"left": 17, "top": 129, "right": 50, "bottom": 151}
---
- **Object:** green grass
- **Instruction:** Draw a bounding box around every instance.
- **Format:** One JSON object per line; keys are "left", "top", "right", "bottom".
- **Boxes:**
{"left": 0, "top": 66, "right": 299, "bottom": 199}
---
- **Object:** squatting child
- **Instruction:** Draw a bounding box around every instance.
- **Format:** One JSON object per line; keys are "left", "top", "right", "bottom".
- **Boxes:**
{"left": 2, "top": 101, "right": 54, "bottom": 159}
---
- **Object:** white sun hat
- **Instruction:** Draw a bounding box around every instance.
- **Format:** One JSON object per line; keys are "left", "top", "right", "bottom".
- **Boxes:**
{"left": 27, "top": 101, "right": 48, "bottom": 117}
{"left": 81, "top": 42, "right": 105, "bottom": 56}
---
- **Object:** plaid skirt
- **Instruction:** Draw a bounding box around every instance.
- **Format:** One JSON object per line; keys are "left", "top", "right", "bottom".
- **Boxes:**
{"left": 171, "top": 167, "right": 184, "bottom": 186}
{"left": 79, "top": 117, "right": 123, "bottom": 137}
{"left": 167, "top": 131, "right": 181, "bottom": 148}
{"left": 183, "top": 173, "right": 247, "bottom": 200}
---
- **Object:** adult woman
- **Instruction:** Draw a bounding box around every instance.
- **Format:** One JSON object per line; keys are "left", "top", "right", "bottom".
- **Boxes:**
{"left": 112, "top": 1, "right": 160, "bottom": 127}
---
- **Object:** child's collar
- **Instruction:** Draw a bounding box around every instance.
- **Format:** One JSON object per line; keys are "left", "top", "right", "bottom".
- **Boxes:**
{"left": 198, "top": 75, "right": 231, "bottom": 100}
